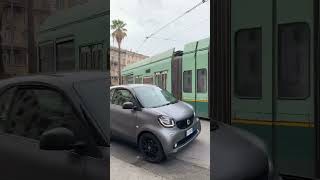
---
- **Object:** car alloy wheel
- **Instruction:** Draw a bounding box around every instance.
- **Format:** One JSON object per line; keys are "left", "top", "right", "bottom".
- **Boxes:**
{"left": 138, "top": 133, "right": 165, "bottom": 163}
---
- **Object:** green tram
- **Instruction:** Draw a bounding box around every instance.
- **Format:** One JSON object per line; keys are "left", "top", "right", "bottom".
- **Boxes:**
{"left": 212, "top": 0, "right": 320, "bottom": 179}
{"left": 36, "top": 0, "right": 109, "bottom": 73}
{"left": 121, "top": 38, "right": 210, "bottom": 118}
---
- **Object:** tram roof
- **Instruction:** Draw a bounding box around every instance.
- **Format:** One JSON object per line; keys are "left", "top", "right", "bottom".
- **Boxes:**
{"left": 39, "top": 0, "right": 109, "bottom": 33}
{"left": 122, "top": 48, "right": 175, "bottom": 72}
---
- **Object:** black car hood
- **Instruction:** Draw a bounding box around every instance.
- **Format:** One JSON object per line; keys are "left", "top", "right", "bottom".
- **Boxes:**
{"left": 212, "top": 121, "right": 269, "bottom": 180}
{"left": 148, "top": 101, "right": 194, "bottom": 121}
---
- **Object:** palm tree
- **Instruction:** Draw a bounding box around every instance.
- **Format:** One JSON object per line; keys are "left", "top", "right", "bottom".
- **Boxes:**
{"left": 111, "top": 19, "right": 127, "bottom": 85}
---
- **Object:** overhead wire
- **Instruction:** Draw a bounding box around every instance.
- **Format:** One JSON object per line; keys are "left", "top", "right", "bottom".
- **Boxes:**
{"left": 135, "top": 0, "right": 209, "bottom": 53}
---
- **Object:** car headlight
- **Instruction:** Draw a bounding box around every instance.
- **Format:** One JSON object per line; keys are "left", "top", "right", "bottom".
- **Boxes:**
{"left": 158, "top": 115, "right": 175, "bottom": 128}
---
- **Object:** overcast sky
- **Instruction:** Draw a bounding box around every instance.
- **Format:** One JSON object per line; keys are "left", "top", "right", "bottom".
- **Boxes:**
{"left": 110, "top": 0, "right": 210, "bottom": 56}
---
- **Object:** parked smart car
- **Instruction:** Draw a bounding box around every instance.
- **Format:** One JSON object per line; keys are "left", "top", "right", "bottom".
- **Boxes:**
{"left": 212, "top": 120, "right": 281, "bottom": 180}
{"left": 110, "top": 84, "right": 201, "bottom": 162}
{"left": 0, "top": 72, "right": 109, "bottom": 180}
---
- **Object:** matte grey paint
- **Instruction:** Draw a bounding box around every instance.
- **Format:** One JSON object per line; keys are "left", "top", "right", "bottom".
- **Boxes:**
{"left": 0, "top": 72, "right": 109, "bottom": 180}
{"left": 110, "top": 84, "right": 201, "bottom": 156}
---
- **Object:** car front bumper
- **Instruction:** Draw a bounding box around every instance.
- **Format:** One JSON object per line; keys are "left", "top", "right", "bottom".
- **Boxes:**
{"left": 158, "top": 117, "right": 201, "bottom": 156}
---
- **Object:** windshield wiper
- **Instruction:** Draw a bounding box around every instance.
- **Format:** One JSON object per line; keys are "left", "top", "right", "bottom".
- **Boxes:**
{"left": 169, "top": 100, "right": 178, "bottom": 104}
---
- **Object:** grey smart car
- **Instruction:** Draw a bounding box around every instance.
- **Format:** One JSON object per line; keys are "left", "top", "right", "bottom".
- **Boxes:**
{"left": 110, "top": 84, "right": 201, "bottom": 162}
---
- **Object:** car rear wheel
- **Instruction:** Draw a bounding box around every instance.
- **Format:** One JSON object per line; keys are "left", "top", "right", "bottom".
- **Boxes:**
{"left": 138, "top": 133, "right": 165, "bottom": 163}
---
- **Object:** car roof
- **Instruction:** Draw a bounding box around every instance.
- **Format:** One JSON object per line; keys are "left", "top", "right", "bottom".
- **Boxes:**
{"left": 111, "top": 84, "right": 157, "bottom": 90}
{"left": 0, "top": 71, "right": 108, "bottom": 89}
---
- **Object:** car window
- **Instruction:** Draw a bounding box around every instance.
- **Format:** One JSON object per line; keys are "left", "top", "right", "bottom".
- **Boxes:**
{"left": 0, "top": 88, "right": 16, "bottom": 132}
{"left": 112, "top": 89, "right": 135, "bottom": 106}
{"left": 6, "top": 88, "right": 83, "bottom": 141}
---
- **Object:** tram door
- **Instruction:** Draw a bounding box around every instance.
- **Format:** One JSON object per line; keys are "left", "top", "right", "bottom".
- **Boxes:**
{"left": 275, "top": 0, "right": 315, "bottom": 177}
{"left": 195, "top": 39, "right": 209, "bottom": 118}
{"left": 231, "top": 0, "right": 274, "bottom": 154}
{"left": 182, "top": 39, "right": 209, "bottom": 118}
{"left": 182, "top": 41, "right": 197, "bottom": 112}
{"left": 231, "top": 0, "right": 316, "bottom": 178}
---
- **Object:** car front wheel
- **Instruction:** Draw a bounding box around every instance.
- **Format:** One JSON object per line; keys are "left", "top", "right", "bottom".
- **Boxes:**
{"left": 138, "top": 133, "right": 165, "bottom": 163}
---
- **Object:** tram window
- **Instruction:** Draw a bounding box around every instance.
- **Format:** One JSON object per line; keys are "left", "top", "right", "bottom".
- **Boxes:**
{"left": 80, "top": 44, "right": 103, "bottom": 71}
{"left": 135, "top": 76, "right": 142, "bottom": 84}
{"left": 197, "top": 68, "right": 207, "bottom": 93}
{"left": 127, "top": 75, "right": 134, "bottom": 84}
{"left": 161, "top": 72, "right": 167, "bottom": 90}
{"left": 155, "top": 72, "right": 161, "bottom": 87}
{"left": 92, "top": 45, "right": 103, "bottom": 69}
{"left": 235, "top": 28, "right": 262, "bottom": 98}
{"left": 122, "top": 76, "right": 128, "bottom": 84}
{"left": 155, "top": 71, "right": 167, "bottom": 90}
{"left": 143, "top": 77, "right": 153, "bottom": 84}
{"left": 122, "top": 75, "right": 133, "bottom": 84}
{"left": 278, "top": 23, "right": 310, "bottom": 99}
{"left": 80, "top": 46, "right": 90, "bottom": 70}
{"left": 39, "top": 42, "right": 54, "bottom": 72}
{"left": 56, "top": 40, "right": 75, "bottom": 72}
{"left": 183, "top": 70, "right": 192, "bottom": 93}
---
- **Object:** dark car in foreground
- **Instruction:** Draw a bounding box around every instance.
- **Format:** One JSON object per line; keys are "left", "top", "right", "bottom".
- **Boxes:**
{"left": 0, "top": 72, "right": 109, "bottom": 180}
{"left": 212, "top": 120, "right": 281, "bottom": 180}
{"left": 110, "top": 84, "right": 201, "bottom": 162}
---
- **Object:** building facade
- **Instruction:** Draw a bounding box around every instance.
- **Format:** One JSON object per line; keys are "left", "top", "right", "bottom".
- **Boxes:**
{"left": 0, "top": 0, "right": 90, "bottom": 78}
{"left": 110, "top": 46, "right": 148, "bottom": 85}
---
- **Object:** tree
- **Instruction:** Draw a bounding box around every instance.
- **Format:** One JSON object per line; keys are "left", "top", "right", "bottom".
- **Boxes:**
{"left": 111, "top": 19, "right": 127, "bottom": 85}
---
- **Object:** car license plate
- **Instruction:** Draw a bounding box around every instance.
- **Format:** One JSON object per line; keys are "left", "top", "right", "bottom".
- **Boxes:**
{"left": 186, "top": 128, "right": 193, "bottom": 137}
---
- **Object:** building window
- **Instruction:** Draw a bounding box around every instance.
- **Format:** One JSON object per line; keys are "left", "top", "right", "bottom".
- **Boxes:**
{"left": 56, "top": 40, "right": 75, "bottom": 72}
{"left": 14, "top": 51, "right": 25, "bottom": 66}
{"left": 39, "top": 42, "right": 54, "bottom": 72}
{"left": 235, "top": 28, "right": 262, "bottom": 98}
{"left": 2, "top": 53, "right": 9, "bottom": 65}
{"left": 278, "top": 23, "right": 310, "bottom": 99}
{"left": 183, "top": 70, "right": 192, "bottom": 93}
{"left": 197, "top": 68, "right": 207, "bottom": 93}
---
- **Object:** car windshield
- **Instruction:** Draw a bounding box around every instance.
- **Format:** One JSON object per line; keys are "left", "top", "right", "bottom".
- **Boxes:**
{"left": 133, "top": 86, "right": 178, "bottom": 108}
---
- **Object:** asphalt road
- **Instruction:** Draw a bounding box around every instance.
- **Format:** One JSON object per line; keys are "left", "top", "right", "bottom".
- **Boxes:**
{"left": 110, "top": 120, "right": 210, "bottom": 180}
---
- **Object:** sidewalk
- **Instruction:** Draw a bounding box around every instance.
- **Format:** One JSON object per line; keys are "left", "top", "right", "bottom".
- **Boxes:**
{"left": 110, "top": 156, "right": 167, "bottom": 180}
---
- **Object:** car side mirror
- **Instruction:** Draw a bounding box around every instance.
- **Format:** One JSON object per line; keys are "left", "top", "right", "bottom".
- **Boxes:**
{"left": 123, "top": 102, "right": 134, "bottom": 109}
{"left": 40, "top": 127, "right": 76, "bottom": 151}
